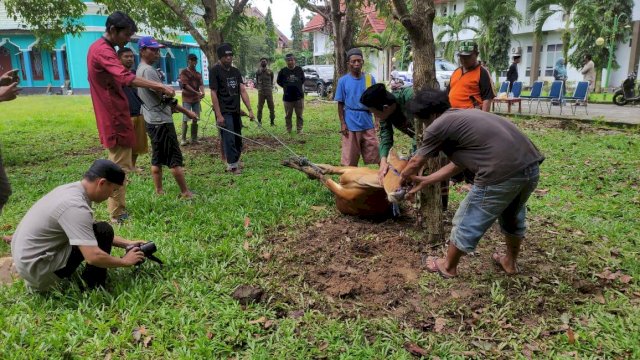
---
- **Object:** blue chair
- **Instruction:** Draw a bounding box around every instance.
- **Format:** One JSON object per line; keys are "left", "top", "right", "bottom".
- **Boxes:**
{"left": 520, "top": 81, "right": 543, "bottom": 113}
{"left": 494, "top": 81, "right": 511, "bottom": 111}
{"left": 511, "top": 81, "right": 523, "bottom": 98}
{"left": 564, "top": 81, "right": 590, "bottom": 115}
{"left": 537, "top": 80, "right": 564, "bottom": 114}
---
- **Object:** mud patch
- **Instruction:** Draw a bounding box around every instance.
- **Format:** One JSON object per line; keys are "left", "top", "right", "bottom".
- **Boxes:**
{"left": 262, "top": 213, "right": 616, "bottom": 335}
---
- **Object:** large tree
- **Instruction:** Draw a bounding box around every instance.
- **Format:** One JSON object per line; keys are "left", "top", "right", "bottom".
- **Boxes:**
{"left": 569, "top": 0, "right": 633, "bottom": 90}
{"left": 4, "top": 0, "right": 252, "bottom": 65}
{"left": 291, "top": 7, "right": 305, "bottom": 52}
{"left": 528, "top": 0, "right": 580, "bottom": 64}
{"left": 435, "top": 13, "right": 477, "bottom": 63}
{"left": 264, "top": 7, "right": 278, "bottom": 57}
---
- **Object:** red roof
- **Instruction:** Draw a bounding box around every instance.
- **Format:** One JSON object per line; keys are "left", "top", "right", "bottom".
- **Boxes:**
{"left": 302, "top": 3, "right": 387, "bottom": 34}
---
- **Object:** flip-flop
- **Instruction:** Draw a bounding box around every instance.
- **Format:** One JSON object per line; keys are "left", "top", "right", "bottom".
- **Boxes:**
{"left": 426, "top": 256, "right": 456, "bottom": 279}
{"left": 492, "top": 253, "right": 520, "bottom": 275}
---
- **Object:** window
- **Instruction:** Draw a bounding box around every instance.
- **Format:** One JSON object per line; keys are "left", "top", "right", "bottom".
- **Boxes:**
{"left": 453, "top": 4, "right": 457, "bottom": 14}
{"left": 441, "top": 4, "right": 448, "bottom": 17}
{"left": 545, "top": 44, "right": 562, "bottom": 77}
{"left": 51, "top": 52, "right": 59, "bottom": 80}
{"left": 30, "top": 49, "right": 44, "bottom": 80}
{"left": 525, "top": 45, "right": 543, "bottom": 77}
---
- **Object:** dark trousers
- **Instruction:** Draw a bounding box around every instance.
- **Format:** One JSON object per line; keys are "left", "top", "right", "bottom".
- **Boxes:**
{"left": 54, "top": 222, "right": 114, "bottom": 288}
{"left": 219, "top": 113, "right": 243, "bottom": 167}
{"left": 284, "top": 99, "right": 304, "bottom": 133}
{"left": 257, "top": 92, "right": 275, "bottom": 124}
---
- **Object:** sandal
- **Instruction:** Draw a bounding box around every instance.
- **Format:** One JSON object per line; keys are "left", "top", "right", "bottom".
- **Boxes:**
{"left": 426, "top": 256, "right": 456, "bottom": 279}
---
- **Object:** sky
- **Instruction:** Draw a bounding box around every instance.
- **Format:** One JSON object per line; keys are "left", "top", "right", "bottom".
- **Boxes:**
{"left": 251, "top": 0, "right": 313, "bottom": 39}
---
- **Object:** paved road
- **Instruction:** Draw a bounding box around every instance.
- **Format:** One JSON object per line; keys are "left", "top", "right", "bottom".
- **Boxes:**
{"left": 496, "top": 102, "right": 639, "bottom": 126}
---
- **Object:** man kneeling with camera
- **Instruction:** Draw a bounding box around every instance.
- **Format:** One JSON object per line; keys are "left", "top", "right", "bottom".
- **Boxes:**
{"left": 11, "top": 160, "right": 147, "bottom": 291}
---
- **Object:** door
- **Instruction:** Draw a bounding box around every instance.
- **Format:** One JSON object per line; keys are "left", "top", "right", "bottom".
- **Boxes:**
{"left": 0, "top": 47, "right": 13, "bottom": 75}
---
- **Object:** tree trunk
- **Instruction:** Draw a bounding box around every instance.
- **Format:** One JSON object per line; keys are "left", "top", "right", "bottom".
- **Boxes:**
{"left": 330, "top": 0, "right": 356, "bottom": 98}
{"left": 392, "top": 0, "right": 443, "bottom": 242}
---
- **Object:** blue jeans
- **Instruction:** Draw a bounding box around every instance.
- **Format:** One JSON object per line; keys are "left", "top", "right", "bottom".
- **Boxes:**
{"left": 450, "top": 164, "right": 540, "bottom": 253}
{"left": 219, "top": 113, "right": 242, "bottom": 168}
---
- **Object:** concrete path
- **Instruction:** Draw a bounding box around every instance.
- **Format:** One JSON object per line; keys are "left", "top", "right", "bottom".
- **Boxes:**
{"left": 496, "top": 102, "right": 639, "bottom": 126}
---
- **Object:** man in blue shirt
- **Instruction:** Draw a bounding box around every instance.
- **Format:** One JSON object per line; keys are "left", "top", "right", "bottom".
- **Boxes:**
{"left": 335, "top": 48, "right": 380, "bottom": 166}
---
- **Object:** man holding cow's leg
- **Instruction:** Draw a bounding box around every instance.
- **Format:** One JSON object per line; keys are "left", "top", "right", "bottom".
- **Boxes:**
{"left": 400, "top": 89, "right": 544, "bottom": 278}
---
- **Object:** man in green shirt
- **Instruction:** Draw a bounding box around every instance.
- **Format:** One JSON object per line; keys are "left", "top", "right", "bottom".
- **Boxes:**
{"left": 360, "top": 84, "right": 415, "bottom": 184}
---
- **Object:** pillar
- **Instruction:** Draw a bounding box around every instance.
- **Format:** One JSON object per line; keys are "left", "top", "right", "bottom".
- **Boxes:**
{"left": 628, "top": 21, "right": 640, "bottom": 74}
{"left": 22, "top": 50, "right": 33, "bottom": 87}
{"left": 55, "top": 50, "right": 66, "bottom": 85}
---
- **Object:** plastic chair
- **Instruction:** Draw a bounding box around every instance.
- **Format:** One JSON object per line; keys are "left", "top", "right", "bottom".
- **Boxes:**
{"left": 520, "top": 81, "right": 543, "bottom": 113}
{"left": 494, "top": 81, "right": 511, "bottom": 111}
{"left": 564, "top": 81, "right": 589, "bottom": 115}
{"left": 511, "top": 81, "right": 523, "bottom": 98}
{"left": 537, "top": 80, "right": 564, "bottom": 114}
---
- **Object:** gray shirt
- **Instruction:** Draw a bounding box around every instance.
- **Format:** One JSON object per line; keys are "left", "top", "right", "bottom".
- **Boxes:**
{"left": 136, "top": 62, "right": 173, "bottom": 124}
{"left": 416, "top": 109, "right": 544, "bottom": 186}
{"left": 11, "top": 182, "right": 98, "bottom": 291}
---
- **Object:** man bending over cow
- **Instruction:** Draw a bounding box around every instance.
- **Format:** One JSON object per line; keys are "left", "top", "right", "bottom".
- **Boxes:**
{"left": 400, "top": 89, "right": 544, "bottom": 278}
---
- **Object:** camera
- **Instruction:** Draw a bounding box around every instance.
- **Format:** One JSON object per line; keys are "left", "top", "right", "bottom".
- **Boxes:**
{"left": 161, "top": 95, "right": 178, "bottom": 108}
{"left": 125, "top": 242, "right": 164, "bottom": 266}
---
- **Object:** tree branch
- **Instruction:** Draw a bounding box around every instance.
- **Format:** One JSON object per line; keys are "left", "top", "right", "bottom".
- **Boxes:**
{"left": 161, "top": 0, "right": 208, "bottom": 48}
{"left": 294, "top": 0, "right": 330, "bottom": 22}
{"left": 231, "top": 0, "right": 250, "bottom": 16}
{"left": 353, "top": 43, "right": 383, "bottom": 51}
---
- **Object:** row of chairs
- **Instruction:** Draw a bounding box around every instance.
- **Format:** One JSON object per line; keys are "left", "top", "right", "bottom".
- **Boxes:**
{"left": 495, "top": 80, "right": 590, "bottom": 115}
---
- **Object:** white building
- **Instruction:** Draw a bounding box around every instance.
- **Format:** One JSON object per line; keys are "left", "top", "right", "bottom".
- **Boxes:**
{"left": 434, "top": 0, "right": 640, "bottom": 89}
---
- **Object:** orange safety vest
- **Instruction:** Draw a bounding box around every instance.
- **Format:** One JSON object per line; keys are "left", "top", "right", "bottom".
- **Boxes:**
{"left": 448, "top": 65, "right": 484, "bottom": 109}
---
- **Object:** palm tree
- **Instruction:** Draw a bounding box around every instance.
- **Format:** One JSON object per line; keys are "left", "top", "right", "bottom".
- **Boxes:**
{"left": 528, "top": 0, "right": 581, "bottom": 63}
{"left": 460, "top": 0, "right": 523, "bottom": 71}
{"left": 435, "top": 13, "right": 478, "bottom": 62}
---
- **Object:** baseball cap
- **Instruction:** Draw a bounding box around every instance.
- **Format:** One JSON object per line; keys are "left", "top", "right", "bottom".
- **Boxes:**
{"left": 139, "top": 36, "right": 165, "bottom": 49}
{"left": 217, "top": 43, "right": 234, "bottom": 58}
{"left": 458, "top": 41, "right": 478, "bottom": 56}
{"left": 86, "top": 159, "right": 126, "bottom": 185}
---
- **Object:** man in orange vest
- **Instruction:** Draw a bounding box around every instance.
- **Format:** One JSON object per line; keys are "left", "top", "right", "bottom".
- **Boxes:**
{"left": 447, "top": 41, "right": 494, "bottom": 111}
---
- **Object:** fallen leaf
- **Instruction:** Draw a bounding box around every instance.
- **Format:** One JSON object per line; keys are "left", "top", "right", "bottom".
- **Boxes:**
{"left": 207, "top": 332, "right": 214, "bottom": 340}
{"left": 404, "top": 342, "right": 428, "bottom": 357}
{"left": 263, "top": 320, "right": 275, "bottom": 329}
{"left": 243, "top": 240, "right": 250, "bottom": 251}
{"left": 104, "top": 351, "right": 112, "bottom": 360}
{"left": 567, "top": 328, "right": 575, "bottom": 345}
{"left": 244, "top": 216, "right": 250, "bottom": 229}
{"left": 245, "top": 230, "right": 253, "bottom": 238}
{"left": 594, "top": 291, "right": 606, "bottom": 304}
{"left": 310, "top": 205, "right": 326, "bottom": 211}
{"left": 619, "top": 274, "right": 633, "bottom": 284}
{"left": 172, "top": 280, "right": 180, "bottom": 292}
{"left": 248, "top": 316, "right": 267, "bottom": 325}
{"left": 318, "top": 341, "right": 329, "bottom": 351}
{"left": 434, "top": 318, "right": 446, "bottom": 333}
{"left": 143, "top": 336, "right": 153, "bottom": 348}
{"left": 573, "top": 230, "right": 584, "bottom": 236}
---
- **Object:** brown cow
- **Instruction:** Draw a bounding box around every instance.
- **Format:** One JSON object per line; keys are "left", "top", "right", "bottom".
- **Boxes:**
{"left": 282, "top": 148, "right": 409, "bottom": 217}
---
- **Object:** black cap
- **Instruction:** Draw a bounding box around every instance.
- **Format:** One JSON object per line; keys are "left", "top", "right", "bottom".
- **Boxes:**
{"left": 86, "top": 159, "right": 126, "bottom": 185}
{"left": 346, "top": 48, "right": 363, "bottom": 61}
{"left": 216, "top": 43, "right": 233, "bottom": 58}
{"left": 360, "top": 83, "right": 396, "bottom": 111}
{"left": 285, "top": 53, "right": 295, "bottom": 60}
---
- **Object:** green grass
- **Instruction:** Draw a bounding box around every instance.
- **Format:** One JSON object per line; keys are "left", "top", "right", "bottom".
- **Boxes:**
{"left": 0, "top": 94, "right": 638, "bottom": 359}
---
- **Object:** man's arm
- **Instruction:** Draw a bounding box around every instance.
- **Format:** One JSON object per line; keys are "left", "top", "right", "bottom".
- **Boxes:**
{"left": 78, "top": 245, "right": 144, "bottom": 268}
{"left": 581, "top": 61, "right": 593, "bottom": 75}
{"left": 479, "top": 67, "right": 495, "bottom": 112}
{"left": 172, "top": 103, "right": 198, "bottom": 120}
{"left": 0, "top": 83, "right": 20, "bottom": 102}
{"left": 113, "top": 235, "right": 145, "bottom": 249}
{"left": 338, "top": 102, "right": 347, "bottom": 135}
{"left": 210, "top": 89, "right": 225, "bottom": 125}
{"left": 131, "top": 76, "right": 175, "bottom": 97}
{"left": 239, "top": 83, "right": 255, "bottom": 120}
{"left": 276, "top": 70, "right": 284, "bottom": 87}
{"left": 406, "top": 161, "right": 463, "bottom": 195}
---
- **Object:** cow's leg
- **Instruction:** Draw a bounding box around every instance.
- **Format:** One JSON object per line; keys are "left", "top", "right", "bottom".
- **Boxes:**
{"left": 314, "top": 164, "right": 360, "bottom": 175}
{"left": 338, "top": 172, "right": 383, "bottom": 188}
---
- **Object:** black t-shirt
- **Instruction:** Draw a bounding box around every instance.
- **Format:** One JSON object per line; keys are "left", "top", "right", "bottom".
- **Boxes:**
{"left": 416, "top": 109, "right": 544, "bottom": 186}
{"left": 506, "top": 62, "right": 518, "bottom": 83}
{"left": 123, "top": 69, "right": 142, "bottom": 116}
{"left": 210, "top": 63, "right": 244, "bottom": 114}
{"left": 276, "top": 66, "right": 305, "bottom": 102}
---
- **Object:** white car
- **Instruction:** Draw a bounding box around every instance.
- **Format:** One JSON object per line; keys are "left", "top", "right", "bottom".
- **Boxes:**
{"left": 403, "top": 59, "right": 458, "bottom": 89}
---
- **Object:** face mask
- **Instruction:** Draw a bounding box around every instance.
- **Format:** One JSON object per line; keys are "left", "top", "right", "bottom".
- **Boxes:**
{"left": 261, "top": 62, "right": 267, "bottom": 68}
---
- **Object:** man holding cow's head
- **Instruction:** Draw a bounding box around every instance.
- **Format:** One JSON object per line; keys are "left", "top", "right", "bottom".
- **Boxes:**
{"left": 400, "top": 90, "right": 544, "bottom": 278}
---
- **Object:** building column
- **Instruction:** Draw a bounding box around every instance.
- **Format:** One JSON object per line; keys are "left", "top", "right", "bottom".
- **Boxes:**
{"left": 22, "top": 50, "right": 33, "bottom": 87}
{"left": 531, "top": 36, "right": 541, "bottom": 83}
{"left": 628, "top": 21, "right": 640, "bottom": 74}
{"left": 55, "top": 50, "right": 66, "bottom": 86}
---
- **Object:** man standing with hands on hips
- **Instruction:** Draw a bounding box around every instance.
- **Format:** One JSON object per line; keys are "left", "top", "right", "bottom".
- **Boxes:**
{"left": 209, "top": 43, "right": 255, "bottom": 175}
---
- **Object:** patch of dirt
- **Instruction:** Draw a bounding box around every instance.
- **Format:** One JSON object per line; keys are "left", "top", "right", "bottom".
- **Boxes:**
{"left": 262, "top": 212, "right": 617, "bottom": 335}
{"left": 181, "top": 136, "right": 305, "bottom": 157}
{"left": 514, "top": 118, "right": 626, "bottom": 135}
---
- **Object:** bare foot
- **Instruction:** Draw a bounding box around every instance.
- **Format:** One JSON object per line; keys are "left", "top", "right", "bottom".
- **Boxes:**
{"left": 2, "top": 235, "right": 11, "bottom": 244}
{"left": 492, "top": 253, "right": 519, "bottom": 275}
{"left": 180, "top": 191, "right": 194, "bottom": 199}
{"left": 155, "top": 189, "right": 165, "bottom": 195}
{"left": 426, "top": 256, "right": 457, "bottom": 278}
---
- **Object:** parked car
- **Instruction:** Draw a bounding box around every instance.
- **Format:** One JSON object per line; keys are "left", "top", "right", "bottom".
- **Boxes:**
{"left": 302, "top": 65, "right": 334, "bottom": 97}
{"left": 402, "top": 58, "right": 458, "bottom": 89}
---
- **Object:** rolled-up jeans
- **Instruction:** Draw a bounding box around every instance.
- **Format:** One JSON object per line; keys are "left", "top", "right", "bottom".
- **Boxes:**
{"left": 450, "top": 163, "right": 540, "bottom": 253}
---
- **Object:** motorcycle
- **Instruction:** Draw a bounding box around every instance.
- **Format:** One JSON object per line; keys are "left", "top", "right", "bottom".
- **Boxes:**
{"left": 612, "top": 72, "right": 640, "bottom": 106}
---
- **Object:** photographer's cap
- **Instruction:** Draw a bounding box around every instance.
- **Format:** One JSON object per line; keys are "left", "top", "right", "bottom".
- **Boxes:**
{"left": 217, "top": 43, "right": 234, "bottom": 58}
{"left": 139, "top": 36, "right": 165, "bottom": 49}
{"left": 458, "top": 41, "right": 478, "bottom": 56}
{"left": 87, "top": 159, "right": 126, "bottom": 185}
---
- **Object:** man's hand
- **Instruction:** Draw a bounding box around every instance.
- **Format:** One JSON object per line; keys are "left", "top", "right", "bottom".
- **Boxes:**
{"left": 122, "top": 247, "right": 145, "bottom": 266}
{"left": 400, "top": 155, "right": 426, "bottom": 186}
{"left": 187, "top": 110, "right": 198, "bottom": 121}
{"left": 198, "top": 91, "right": 205, "bottom": 100}
{"left": 0, "top": 69, "right": 19, "bottom": 86}
{"left": 340, "top": 124, "right": 348, "bottom": 137}
{"left": 0, "top": 83, "right": 20, "bottom": 102}
{"left": 216, "top": 113, "right": 225, "bottom": 127}
{"left": 378, "top": 157, "right": 389, "bottom": 185}
{"left": 161, "top": 85, "right": 175, "bottom": 97}
{"left": 407, "top": 175, "right": 433, "bottom": 196}
{"left": 247, "top": 110, "right": 255, "bottom": 121}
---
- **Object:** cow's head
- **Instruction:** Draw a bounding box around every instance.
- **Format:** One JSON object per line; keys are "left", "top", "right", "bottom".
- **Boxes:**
{"left": 382, "top": 148, "right": 409, "bottom": 203}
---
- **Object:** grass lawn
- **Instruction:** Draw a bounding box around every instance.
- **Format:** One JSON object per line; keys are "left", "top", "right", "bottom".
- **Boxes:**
{"left": 0, "top": 93, "right": 638, "bottom": 359}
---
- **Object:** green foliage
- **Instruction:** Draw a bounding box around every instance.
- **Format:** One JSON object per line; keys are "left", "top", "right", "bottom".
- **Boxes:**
{"left": 568, "top": 0, "right": 633, "bottom": 72}
{"left": 528, "top": 0, "right": 580, "bottom": 62}
{"left": 3, "top": 0, "right": 87, "bottom": 49}
{"left": 435, "top": 13, "right": 478, "bottom": 63}
{"left": 291, "top": 7, "right": 305, "bottom": 52}
{"left": 460, "top": 0, "right": 522, "bottom": 74}
{"left": 265, "top": 7, "right": 278, "bottom": 58}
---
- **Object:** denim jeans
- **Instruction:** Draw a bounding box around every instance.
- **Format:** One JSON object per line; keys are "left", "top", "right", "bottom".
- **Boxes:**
{"left": 219, "top": 113, "right": 242, "bottom": 168}
{"left": 450, "top": 163, "right": 540, "bottom": 253}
